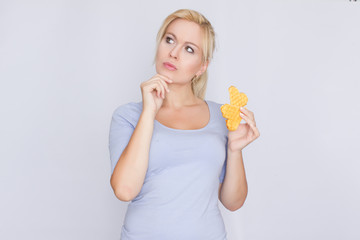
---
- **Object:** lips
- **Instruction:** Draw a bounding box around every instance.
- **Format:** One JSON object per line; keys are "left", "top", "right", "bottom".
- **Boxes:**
{"left": 164, "top": 62, "right": 177, "bottom": 71}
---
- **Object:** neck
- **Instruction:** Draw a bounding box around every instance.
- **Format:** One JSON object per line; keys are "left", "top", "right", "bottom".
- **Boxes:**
{"left": 162, "top": 82, "right": 200, "bottom": 109}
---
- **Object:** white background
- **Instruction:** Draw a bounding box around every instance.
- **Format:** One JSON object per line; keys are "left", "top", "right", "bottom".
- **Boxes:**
{"left": 1, "top": 0, "right": 359, "bottom": 239}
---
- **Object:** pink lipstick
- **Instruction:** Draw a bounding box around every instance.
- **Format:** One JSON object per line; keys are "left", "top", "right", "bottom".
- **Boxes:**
{"left": 164, "top": 62, "right": 177, "bottom": 71}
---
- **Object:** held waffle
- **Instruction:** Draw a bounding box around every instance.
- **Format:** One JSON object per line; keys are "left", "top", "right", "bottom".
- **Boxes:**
{"left": 220, "top": 86, "right": 248, "bottom": 131}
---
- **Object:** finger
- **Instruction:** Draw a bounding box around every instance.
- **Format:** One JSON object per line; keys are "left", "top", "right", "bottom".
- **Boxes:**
{"left": 159, "top": 78, "right": 170, "bottom": 93}
{"left": 240, "top": 107, "right": 254, "bottom": 120}
{"left": 148, "top": 80, "right": 164, "bottom": 98}
{"left": 149, "top": 77, "right": 169, "bottom": 94}
{"left": 240, "top": 112, "right": 256, "bottom": 128}
{"left": 152, "top": 84, "right": 160, "bottom": 98}
{"left": 150, "top": 85, "right": 159, "bottom": 98}
{"left": 240, "top": 113, "right": 260, "bottom": 137}
{"left": 156, "top": 81, "right": 165, "bottom": 98}
{"left": 156, "top": 74, "right": 173, "bottom": 83}
{"left": 240, "top": 107, "right": 251, "bottom": 114}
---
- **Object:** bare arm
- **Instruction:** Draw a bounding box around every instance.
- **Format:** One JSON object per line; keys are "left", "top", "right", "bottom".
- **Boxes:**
{"left": 110, "top": 109, "right": 155, "bottom": 201}
{"left": 219, "top": 149, "right": 248, "bottom": 211}
{"left": 109, "top": 74, "right": 172, "bottom": 202}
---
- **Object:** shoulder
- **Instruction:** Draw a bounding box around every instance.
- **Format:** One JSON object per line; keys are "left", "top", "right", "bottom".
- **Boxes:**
{"left": 206, "top": 100, "right": 224, "bottom": 117}
{"left": 112, "top": 101, "right": 143, "bottom": 127}
{"left": 206, "top": 100, "right": 229, "bottom": 134}
{"left": 113, "top": 101, "right": 142, "bottom": 115}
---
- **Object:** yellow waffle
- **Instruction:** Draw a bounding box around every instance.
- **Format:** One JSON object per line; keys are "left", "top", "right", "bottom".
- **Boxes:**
{"left": 221, "top": 86, "right": 248, "bottom": 131}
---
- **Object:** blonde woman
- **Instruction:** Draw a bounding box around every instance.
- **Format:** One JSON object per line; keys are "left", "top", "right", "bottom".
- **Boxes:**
{"left": 109, "top": 9, "right": 260, "bottom": 239}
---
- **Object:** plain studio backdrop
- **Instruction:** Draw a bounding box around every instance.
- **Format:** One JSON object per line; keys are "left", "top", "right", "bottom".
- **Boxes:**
{"left": 0, "top": 0, "right": 359, "bottom": 239}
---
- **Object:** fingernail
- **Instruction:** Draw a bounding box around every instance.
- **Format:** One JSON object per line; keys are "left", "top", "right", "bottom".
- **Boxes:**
{"left": 240, "top": 113, "right": 244, "bottom": 117}
{"left": 240, "top": 107, "right": 244, "bottom": 110}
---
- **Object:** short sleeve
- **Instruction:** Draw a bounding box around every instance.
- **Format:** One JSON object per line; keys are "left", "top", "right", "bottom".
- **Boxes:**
{"left": 108, "top": 104, "right": 136, "bottom": 176}
{"left": 219, "top": 137, "right": 228, "bottom": 183}
{"left": 219, "top": 159, "right": 227, "bottom": 183}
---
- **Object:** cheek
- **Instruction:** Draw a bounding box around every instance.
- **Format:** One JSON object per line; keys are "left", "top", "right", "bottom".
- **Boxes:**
{"left": 182, "top": 58, "right": 202, "bottom": 74}
{"left": 156, "top": 47, "right": 164, "bottom": 60}
{"left": 155, "top": 47, "right": 165, "bottom": 65}
{"left": 156, "top": 43, "right": 165, "bottom": 57}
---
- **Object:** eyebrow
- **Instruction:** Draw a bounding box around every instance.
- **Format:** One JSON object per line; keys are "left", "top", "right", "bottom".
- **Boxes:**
{"left": 166, "top": 32, "right": 200, "bottom": 50}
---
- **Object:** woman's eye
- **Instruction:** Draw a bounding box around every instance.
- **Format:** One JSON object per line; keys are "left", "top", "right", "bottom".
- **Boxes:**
{"left": 166, "top": 37, "right": 174, "bottom": 44}
{"left": 186, "top": 46, "right": 194, "bottom": 53}
{"left": 165, "top": 36, "right": 194, "bottom": 54}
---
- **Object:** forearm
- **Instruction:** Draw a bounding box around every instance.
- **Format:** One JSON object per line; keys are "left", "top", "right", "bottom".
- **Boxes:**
{"left": 110, "top": 110, "right": 155, "bottom": 201}
{"left": 220, "top": 149, "right": 248, "bottom": 211}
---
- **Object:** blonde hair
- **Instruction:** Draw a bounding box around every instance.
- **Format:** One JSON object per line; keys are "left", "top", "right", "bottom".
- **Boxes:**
{"left": 152, "top": 9, "right": 216, "bottom": 100}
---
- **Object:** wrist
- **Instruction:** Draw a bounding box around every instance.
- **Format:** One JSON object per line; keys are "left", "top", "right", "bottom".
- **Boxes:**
{"left": 141, "top": 107, "right": 156, "bottom": 118}
{"left": 227, "top": 145, "right": 243, "bottom": 154}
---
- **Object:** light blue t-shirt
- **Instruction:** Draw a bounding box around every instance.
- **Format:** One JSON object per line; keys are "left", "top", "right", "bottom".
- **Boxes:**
{"left": 109, "top": 100, "right": 229, "bottom": 240}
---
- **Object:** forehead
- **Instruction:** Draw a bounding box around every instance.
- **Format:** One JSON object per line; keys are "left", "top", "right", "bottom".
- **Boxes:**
{"left": 165, "top": 18, "right": 203, "bottom": 47}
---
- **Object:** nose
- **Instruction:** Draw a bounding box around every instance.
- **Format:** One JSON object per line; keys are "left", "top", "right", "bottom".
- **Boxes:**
{"left": 169, "top": 45, "right": 180, "bottom": 59}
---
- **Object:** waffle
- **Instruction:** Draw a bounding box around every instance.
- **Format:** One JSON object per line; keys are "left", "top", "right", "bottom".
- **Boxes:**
{"left": 220, "top": 86, "right": 248, "bottom": 131}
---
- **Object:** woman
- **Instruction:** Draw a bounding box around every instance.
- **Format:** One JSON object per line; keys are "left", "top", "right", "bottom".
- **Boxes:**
{"left": 109, "top": 9, "right": 260, "bottom": 239}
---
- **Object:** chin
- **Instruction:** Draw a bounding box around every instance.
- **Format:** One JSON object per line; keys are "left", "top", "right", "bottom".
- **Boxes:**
{"left": 156, "top": 68, "right": 172, "bottom": 80}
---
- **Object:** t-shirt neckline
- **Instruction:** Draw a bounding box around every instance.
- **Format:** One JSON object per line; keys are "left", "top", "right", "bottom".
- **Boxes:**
{"left": 154, "top": 100, "right": 212, "bottom": 132}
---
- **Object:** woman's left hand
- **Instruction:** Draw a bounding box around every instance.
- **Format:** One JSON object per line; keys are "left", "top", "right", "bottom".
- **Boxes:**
{"left": 228, "top": 107, "right": 260, "bottom": 152}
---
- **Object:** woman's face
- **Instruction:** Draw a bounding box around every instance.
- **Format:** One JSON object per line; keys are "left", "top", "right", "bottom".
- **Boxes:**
{"left": 155, "top": 18, "right": 208, "bottom": 83}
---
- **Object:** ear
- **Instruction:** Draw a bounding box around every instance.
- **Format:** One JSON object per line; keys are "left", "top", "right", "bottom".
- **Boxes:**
{"left": 195, "top": 60, "right": 209, "bottom": 77}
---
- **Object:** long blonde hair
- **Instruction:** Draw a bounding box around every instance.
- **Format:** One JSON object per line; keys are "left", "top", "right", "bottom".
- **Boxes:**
{"left": 153, "top": 9, "right": 216, "bottom": 100}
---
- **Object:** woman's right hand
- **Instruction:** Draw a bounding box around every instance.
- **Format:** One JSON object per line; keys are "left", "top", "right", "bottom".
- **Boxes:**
{"left": 140, "top": 74, "right": 173, "bottom": 117}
